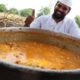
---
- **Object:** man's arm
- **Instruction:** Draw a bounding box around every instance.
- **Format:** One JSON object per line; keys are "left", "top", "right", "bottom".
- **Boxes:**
{"left": 24, "top": 9, "right": 35, "bottom": 27}
{"left": 30, "top": 16, "right": 43, "bottom": 29}
{"left": 24, "top": 16, "right": 34, "bottom": 27}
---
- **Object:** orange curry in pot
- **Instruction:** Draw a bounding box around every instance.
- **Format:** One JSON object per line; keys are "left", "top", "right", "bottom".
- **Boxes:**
{"left": 0, "top": 41, "right": 80, "bottom": 70}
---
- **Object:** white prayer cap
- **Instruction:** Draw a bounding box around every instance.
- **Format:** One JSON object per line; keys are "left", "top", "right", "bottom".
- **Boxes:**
{"left": 58, "top": 0, "right": 72, "bottom": 8}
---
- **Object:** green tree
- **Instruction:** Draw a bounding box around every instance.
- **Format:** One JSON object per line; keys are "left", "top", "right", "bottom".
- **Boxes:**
{"left": 37, "top": 12, "right": 43, "bottom": 17}
{"left": 0, "top": 4, "right": 7, "bottom": 12}
{"left": 75, "top": 15, "right": 80, "bottom": 28}
{"left": 39, "top": 7, "right": 51, "bottom": 15}
{"left": 20, "top": 8, "right": 32, "bottom": 17}
{"left": 8, "top": 8, "right": 19, "bottom": 14}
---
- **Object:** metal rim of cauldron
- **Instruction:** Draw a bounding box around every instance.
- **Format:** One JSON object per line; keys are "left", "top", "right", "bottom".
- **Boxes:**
{"left": 0, "top": 27, "right": 80, "bottom": 74}
{"left": 0, "top": 59, "right": 80, "bottom": 74}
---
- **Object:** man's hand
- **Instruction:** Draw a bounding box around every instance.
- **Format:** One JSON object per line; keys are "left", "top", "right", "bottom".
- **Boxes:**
{"left": 24, "top": 16, "right": 34, "bottom": 27}
{"left": 24, "top": 9, "right": 35, "bottom": 27}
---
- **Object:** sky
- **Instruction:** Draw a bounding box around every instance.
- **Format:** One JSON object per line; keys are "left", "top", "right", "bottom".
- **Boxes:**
{"left": 0, "top": 0, "right": 80, "bottom": 18}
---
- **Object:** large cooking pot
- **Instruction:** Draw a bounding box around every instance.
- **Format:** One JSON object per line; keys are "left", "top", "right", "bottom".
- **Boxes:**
{"left": 0, "top": 27, "right": 80, "bottom": 80}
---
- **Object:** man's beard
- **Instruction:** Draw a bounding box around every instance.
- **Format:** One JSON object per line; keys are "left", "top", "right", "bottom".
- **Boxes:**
{"left": 52, "top": 9, "right": 66, "bottom": 20}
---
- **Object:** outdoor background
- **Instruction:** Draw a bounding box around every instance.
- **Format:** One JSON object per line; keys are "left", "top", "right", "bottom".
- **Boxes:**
{"left": 0, "top": 0, "right": 80, "bottom": 27}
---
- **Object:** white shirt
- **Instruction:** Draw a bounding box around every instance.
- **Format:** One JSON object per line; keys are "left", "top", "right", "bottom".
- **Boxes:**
{"left": 30, "top": 15, "right": 80, "bottom": 38}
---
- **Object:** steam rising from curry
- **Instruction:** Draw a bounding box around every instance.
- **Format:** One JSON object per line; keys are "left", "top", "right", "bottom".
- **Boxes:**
{"left": 0, "top": 41, "right": 80, "bottom": 70}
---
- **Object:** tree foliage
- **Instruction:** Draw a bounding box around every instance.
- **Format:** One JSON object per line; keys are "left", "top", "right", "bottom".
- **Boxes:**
{"left": 0, "top": 4, "right": 7, "bottom": 12}
{"left": 37, "top": 12, "right": 43, "bottom": 17}
{"left": 39, "top": 7, "right": 51, "bottom": 15}
{"left": 75, "top": 15, "right": 80, "bottom": 28}
{"left": 20, "top": 8, "right": 32, "bottom": 17}
{"left": 8, "top": 8, "right": 19, "bottom": 14}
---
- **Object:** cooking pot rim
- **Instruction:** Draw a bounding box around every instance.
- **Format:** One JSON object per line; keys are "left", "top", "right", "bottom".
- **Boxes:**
{"left": 0, "top": 59, "right": 80, "bottom": 73}
{"left": 0, "top": 27, "right": 80, "bottom": 73}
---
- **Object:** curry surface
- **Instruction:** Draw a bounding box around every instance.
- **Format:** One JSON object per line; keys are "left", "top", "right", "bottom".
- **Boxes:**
{"left": 0, "top": 41, "right": 80, "bottom": 70}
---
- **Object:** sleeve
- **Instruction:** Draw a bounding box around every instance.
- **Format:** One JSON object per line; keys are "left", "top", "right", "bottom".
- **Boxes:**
{"left": 30, "top": 16, "right": 42, "bottom": 29}
{"left": 68, "top": 20, "right": 80, "bottom": 38}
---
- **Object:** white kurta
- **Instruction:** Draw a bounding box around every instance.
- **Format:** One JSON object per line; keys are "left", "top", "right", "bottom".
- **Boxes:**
{"left": 30, "top": 15, "right": 80, "bottom": 38}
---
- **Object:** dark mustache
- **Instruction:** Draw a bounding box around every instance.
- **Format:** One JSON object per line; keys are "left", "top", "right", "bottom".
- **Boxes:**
{"left": 55, "top": 10, "right": 64, "bottom": 14}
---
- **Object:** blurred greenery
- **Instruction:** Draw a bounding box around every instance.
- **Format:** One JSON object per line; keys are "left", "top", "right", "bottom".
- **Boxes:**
{"left": 0, "top": 4, "right": 7, "bottom": 12}
{"left": 37, "top": 7, "right": 51, "bottom": 17}
{"left": 75, "top": 15, "right": 80, "bottom": 28}
{"left": 39, "top": 7, "right": 51, "bottom": 15}
{"left": 0, "top": 4, "right": 51, "bottom": 17}
{"left": 20, "top": 8, "right": 33, "bottom": 17}
{"left": 8, "top": 8, "right": 19, "bottom": 14}
{"left": 0, "top": 4, "right": 33, "bottom": 17}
